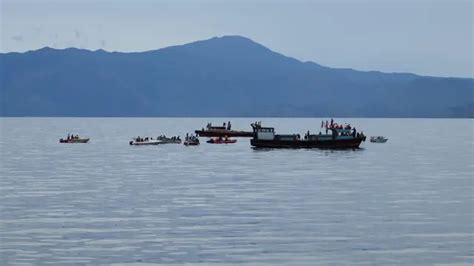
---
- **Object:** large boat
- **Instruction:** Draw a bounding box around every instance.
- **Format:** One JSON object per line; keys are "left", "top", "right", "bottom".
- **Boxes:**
{"left": 250, "top": 124, "right": 366, "bottom": 149}
{"left": 195, "top": 122, "right": 253, "bottom": 138}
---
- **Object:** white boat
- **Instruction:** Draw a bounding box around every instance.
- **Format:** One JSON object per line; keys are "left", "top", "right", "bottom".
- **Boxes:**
{"left": 370, "top": 136, "right": 388, "bottom": 143}
{"left": 129, "top": 139, "right": 162, "bottom": 146}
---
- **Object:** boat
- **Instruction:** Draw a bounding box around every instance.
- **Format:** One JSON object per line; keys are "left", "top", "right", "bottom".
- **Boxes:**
{"left": 250, "top": 123, "right": 366, "bottom": 149}
{"left": 129, "top": 136, "right": 162, "bottom": 146}
{"left": 129, "top": 139, "right": 162, "bottom": 146}
{"left": 184, "top": 135, "right": 200, "bottom": 146}
{"left": 370, "top": 136, "right": 388, "bottom": 143}
{"left": 206, "top": 137, "right": 237, "bottom": 144}
{"left": 59, "top": 138, "right": 90, "bottom": 143}
{"left": 195, "top": 122, "right": 253, "bottom": 138}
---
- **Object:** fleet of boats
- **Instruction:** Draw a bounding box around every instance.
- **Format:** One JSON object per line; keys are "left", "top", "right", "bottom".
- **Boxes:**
{"left": 59, "top": 120, "right": 387, "bottom": 149}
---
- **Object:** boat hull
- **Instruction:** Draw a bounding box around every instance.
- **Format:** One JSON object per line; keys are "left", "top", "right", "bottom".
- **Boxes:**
{"left": 59, "top": 138, "right": 90, "bottom": 143}
{"left": 207, "top": 139, "right": 237, "bottom": 144}
{"left": 129, "top": 140, "right": 161, "bottom": 146}
{"left": 370, "top": 139, "right": 388, "bottom": 143}
{"left": 195, "top": 130, "right": 253, "bottom": 138}
{"left": 250, "top": 137, "right": 364, "bottom": 149}
{"left": 159, "top": 139, "right": 182, "bottom": 144}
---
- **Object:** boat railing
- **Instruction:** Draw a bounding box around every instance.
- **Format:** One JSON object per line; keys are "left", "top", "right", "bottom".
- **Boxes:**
{"left": 207, "top": 126, "right": 226, "bottom": 130}
{"left": 251, "top": 123, "right": 274, "bottom": 132}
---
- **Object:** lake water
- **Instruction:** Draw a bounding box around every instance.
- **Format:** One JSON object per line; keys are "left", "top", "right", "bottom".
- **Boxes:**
{"left": 0, "top": 118, "right": 473, "bottom": 265}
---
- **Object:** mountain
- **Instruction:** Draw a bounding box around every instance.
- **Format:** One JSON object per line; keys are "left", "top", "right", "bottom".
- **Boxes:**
{"left": 1, "top": 35, "right": 472, "bottom": 117}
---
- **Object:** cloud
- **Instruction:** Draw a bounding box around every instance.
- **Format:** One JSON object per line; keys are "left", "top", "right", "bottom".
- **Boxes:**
{"left": 11, "top": 35, "right": 24, "bottom": 42}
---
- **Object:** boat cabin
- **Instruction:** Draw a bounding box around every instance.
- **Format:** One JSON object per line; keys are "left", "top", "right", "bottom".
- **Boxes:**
{"left": 253, "top": 126, "right": 275, "bottom": 140}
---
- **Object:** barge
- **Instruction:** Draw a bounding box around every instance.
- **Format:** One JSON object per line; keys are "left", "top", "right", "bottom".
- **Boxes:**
{"left": 250, "top": 124, "right": 365, "bottom": 149}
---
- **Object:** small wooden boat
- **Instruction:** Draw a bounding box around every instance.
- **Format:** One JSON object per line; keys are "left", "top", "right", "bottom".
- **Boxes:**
{"left": 59, "top": 138, "right": 90, "bottom": 143}
{"left": 370, "top": 136, "right": 388, "bottom": 143}
{"left": 207, "top": 138, "right": 237, "bottom": 144}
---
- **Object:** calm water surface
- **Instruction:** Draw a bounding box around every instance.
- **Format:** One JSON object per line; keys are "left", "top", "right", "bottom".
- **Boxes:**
{"left": 0, "top": 118, "right": 473, "bottom": 265}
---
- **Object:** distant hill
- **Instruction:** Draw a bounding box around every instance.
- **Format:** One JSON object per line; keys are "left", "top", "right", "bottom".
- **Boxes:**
{"left": 1, "top": 35, "right": 472, "bottom": 117}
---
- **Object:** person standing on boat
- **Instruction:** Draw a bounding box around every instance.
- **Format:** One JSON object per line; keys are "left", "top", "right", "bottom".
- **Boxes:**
{"left": 227, "top": 121, "right": 231, "bottom": 130}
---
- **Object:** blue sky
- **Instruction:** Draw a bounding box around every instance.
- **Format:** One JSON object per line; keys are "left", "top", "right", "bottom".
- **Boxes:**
{"left": 1, "top": 0, "right": 472, "bottom": 77}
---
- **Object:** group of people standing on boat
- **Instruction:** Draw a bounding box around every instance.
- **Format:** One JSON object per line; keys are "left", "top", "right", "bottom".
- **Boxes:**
{"left": 134, "top": 136, "right": 150, "bottom": 142}
{"left": 320, "top": 119, "right": 364, "bottom": 138}
{"left": 206, "top": 121, "right": 232, "bottom": 130}
{"left": 157, "top": 135, "right": 180, "bottom": 141}
{"left": 66, "top": 134, "right": 80, "bottom": 140}
{"left": 134, "top": 135, "right": 181, "bottom": 142}
{"left": 321, "top": 118, "right": 353, "bottom": 130}
{"left": 250, "top": 121, "right": 262, "bottom": 130}
{"left": 185, "top": 133, "right": 199, "bottom": 141}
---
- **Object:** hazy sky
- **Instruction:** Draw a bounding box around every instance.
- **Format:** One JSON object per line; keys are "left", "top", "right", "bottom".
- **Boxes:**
{"left": 1, "top": 0, "right": 472, "bottom": 77}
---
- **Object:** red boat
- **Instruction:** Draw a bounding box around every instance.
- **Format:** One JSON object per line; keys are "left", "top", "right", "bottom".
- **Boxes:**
{"left": 206, "top": 138, "right": 237, "bottom": 144}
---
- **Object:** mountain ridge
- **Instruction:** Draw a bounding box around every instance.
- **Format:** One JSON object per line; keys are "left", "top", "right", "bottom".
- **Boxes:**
{"left": 1, "top": 35, "right": 472, "bottom": 117}
{"left": 3, "top": 35, "right": 469, "bottom": 79}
